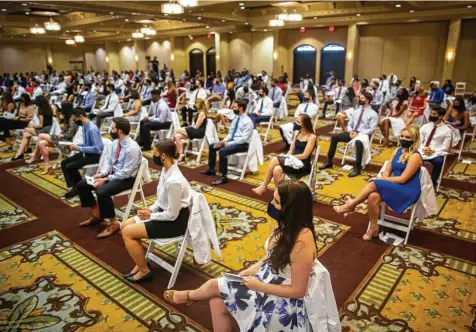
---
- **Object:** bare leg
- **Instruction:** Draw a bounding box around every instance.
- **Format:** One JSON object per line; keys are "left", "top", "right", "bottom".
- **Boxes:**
{"left": 339, "top": 115, "right": 347, "bottom": 131}
{"left": 15, "top": 130, "right": 33, "bottom": 158}
{"left": 272, "top": 165, "right": 284, "bottom": 187}
{"left": 39, "top": 140, "right": 53, "bottom": 173}
{"left": 253, "top": 156, "right": 280, "bottom": 195}
{"left": 174, "top": 132, "right": 188, "bottom": 158}
{"left": 381, "top": 119, "right": 390, "bottom": 146}
{"left": 335, "top": 181, "right": 378, "bottom": 213}
{"left": 26, "top": 134, "right": 46, "bottom": 163}
{"left": 210, "top": 297, "right": 233, "bottom": 332}
{"left": 173, "top": 278, "right": 221, "bottom": 303}
{"left": 121, "top": 217, "right": 140, "bottom": 274}
{"left": 121, "top": 223, "right": 150, "bottom": 280}
{"left": 363, "top": 192, "right": 381, "bottom": 240}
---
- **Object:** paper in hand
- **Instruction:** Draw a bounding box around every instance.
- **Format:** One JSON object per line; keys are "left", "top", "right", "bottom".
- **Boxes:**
{"left": 221, "top": 272, "right": 243, "bottom": 283}
{"left": 85, "top": 175, "right": 95, "bottom": 186}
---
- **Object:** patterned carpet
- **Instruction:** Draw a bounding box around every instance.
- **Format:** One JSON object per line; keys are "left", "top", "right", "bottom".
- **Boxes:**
{"left": 446, "top": 157, "right": 476, "bottom": 184}
{"left": 0, "top": 231, "right": 207, "bottom": 331}
{"left": 340, "top": 245, "right": 476, "bottom": 332}
{"left": 0, "top": 193, "right": 36, "bottom": 231}
{"left": 118, "top": 182, "right": 350, "bottom": 279}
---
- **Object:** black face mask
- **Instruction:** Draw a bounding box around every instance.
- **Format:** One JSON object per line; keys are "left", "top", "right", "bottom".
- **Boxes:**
{"left": 267, "top": 202, "right": 281, "bottom": 221}
{"left": 153, "top": 155, "right": 164, "bottom": 167}
{"left": 303, "top": 97, "right": 310, "bottom": 102}
{"left": 359, "top": 100, "right": 365, "bottom": 106}
{"left": 233, "top": 109, "right": 240, "bottom": 115}
{"left": 110, "top": 131, "right": 119, "bottom": 140}
{"left": 400, "top": 139, "right": 413, "bottom": 149}
{"left": 74, "top": 120, "right": 82, "bottom": 126}
{"left": 294, "top": 124, "right": 302, "bottom": 131}
{"left": 429, "top": 115, "right": 439, "bottom": 123}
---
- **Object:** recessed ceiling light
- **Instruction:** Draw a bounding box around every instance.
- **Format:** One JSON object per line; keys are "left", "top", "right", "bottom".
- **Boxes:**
{"left": 1, "top": 9, "right": 7, "bottom": 12}
{"left": 264, "top": 29, "right": 267, "bottom": 32}
{"left": 395, "top": 4, "right": 401, "bottom": 7}
{"left": 164, "top": 13, "right": 168, "bottom": 16}
{"left": 314, "top": 17, "right": 317, "bottom": 19}
{"left": 110, "top": 11, "right": 114, "bottom": 14}
{"left": 245, "top": 22, "right": 249, "bottom": 25}
{"left": 93, "top": 30, "right": 96, "bottom": 32}
{"left": 206, "top": 25, "right": 209, "bottom": 28}
{"left": 241, "top": 6, "right": 245, "bottom": 10}
{"left": 66, "top": 30, "right": 69, "bottom": 32}
{"left": 22, "top": 3, "right": 28, "bottom": 6}
{"left": 125, "top": 18, "right": 129, "bottom": 22}
{"left": 468, "top": 5, "right": 473, "bottom": 8}
{"left": 23, "top": 34, "right": 26, "bottom": 36}
{"left": 198, "top": 16, "right": 201, "bottom": 19}
{"left": 409, "top": 10, "right": 414, "bottom": 12}
{"left": 239, "top": 2, "right": 244, "bottom": 5}
{"left": 25, "top": 12, "right": 30, "bottom": 15}
{"left": 222, "top": 19, "right": 225, "bottom": 22}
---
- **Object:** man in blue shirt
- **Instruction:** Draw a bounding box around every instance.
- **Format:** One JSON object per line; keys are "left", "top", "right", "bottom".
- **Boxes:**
{"left": 61, "top": 108, "right": 104, "bottom": 198}
{"left": 76, "top": 117, "right": 142, "bottom": 238}
{"left": 80, "top": 83, "right": 95, "bottom": 113}
{"left": 206, "top": 78, "right": 225, "bottom": 108}
{"left": 201, "top": 99, "right": 253, "bottom": 185}
{"left": 428, "top": 83, "right": 445, "bottom": 109}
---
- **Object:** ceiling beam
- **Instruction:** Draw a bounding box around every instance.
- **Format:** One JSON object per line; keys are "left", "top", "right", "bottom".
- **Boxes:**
{"left": 62, "top": 14, "right": 120, "bottom": 28}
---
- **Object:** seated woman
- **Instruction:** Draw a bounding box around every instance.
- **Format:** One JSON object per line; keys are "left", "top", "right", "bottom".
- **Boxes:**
{"left": 0, "top": 92, "right": 33, "bottom": 144}
{"left": 334, "top": 127, "right": 423, "bottom": 240}
{"left": 121, "top": 139, "right": 191, "bottom": 283}
{"left": 123, "top": 89, "right": 142, "bottom": 122}
{"left": 25, "top": 103, "right": 78, "bottom": 174}
{"left": 163, "top": 181, "right": 335, "bottom": 332}
{"left": 162, "top": 81, "right": 177, "bottom": 109}
{"left": 12, "top": 96, "right": 55, "bottom": 161}
{"left": 380, "top": 88, "right": 410, "bottom": 146}
{"left": 406, "top": 87, "right": 427, "bottom": 126}
{"left": 445, "top": 96, "right": 470, "bottom": 134}
{"left": 215, "top": 88, "right": 236, "bottom": 130}
{"left": 173, "top": 99, "right": 208, "bottom": 162}
{"left": 253, "top": 114, "right": 317, "bottom": 196}
{"left": 335, "top": 88, "right": 357, "bottom": 132}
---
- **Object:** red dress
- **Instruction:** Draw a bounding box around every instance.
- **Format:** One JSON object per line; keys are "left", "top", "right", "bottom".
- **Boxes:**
{"left": 409, "top": 95, "right": 426, "bottom": 116}
{"left": 166, "top": 90, "right": 177, "bottom": 108}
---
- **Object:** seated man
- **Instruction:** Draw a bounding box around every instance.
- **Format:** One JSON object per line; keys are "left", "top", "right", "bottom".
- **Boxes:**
{"left": 269, "top": 79, "right": 283, "bottom": 109}
{"left": 370, "top": 81, "right": 384, "bottom": 112}
{"left": 206, "top": 78, "right": 225, "bottom": 107}
{"left": 279, "top": 91, "right": 318, "bottom": 150}
{"left": 319, "top": 92, "right": 378, "bottom": 177}
{"left": 419, "top": 107, "right": 452, "bottom": 186}
{"left": 321, "top": 79, "right": 347, "bottom": 119}
{"left": 140, "top": 79, "right": 153, "bottom": 106}
{"left": 201, "top": 99, "right": 253, "bottom": 185}
{"left": 248, "top": 87, "right": 273, "bottom": 127}
{"left": 89, "top": 83, "right": 119, "bottom": 128}
{"left": 61, "top": 108, "right": 104, "bottom": 199}
{"left": 137, "top": 89, "right": 172, "bottom": 151}
{"left": 180, "top": 79, "right": 208, "bottom": 126}
{"left": 77, "top": 117, "right": 142, "bottom": 238}
{"left": 79, "top": 83, "right": 95, "bottom": 113}
{"left": 427, "top": 83, "right": 445, "bottom": 109}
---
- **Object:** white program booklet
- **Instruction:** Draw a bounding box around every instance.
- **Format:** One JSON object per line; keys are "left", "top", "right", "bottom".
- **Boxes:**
{"left": 85, "top": 175, "right": 96, "bottom": 186}
{"left": 221, "top": 272, "right": 243, "bottom": 283}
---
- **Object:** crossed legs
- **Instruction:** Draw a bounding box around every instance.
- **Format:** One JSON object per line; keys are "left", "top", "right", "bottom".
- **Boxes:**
{"left": 26, "top": 133, "right": 54, "bottom": 173}
{"left": 173, "top": 128, "right": 189, "bottom": 161}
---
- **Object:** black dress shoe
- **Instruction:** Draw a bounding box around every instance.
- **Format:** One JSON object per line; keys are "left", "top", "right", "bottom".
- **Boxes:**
{"left": 348, "top": 168, "right": 361, "bottom": 177}
{"left": 25, "top": 147, "right": 32, "bottom": 154}
{"left": 318, "top": 161, "right": 333, "bottom": 170}
{"left": 123, "top": 262, "right": 151, "bottom": 278}
{"left": 64, "top": 188, "right": 79, "bottom": 199}
{"left": 200, "top": 169, "right": 216, "bottom": 176}
{"left": 125, "top": 271, "right": 154, "bottom": 284}
{"left": 11, "top": 154, "right": 24, "bottom": 161}
{"left": 212, "top": 176, "right": 228, "bottom": 185}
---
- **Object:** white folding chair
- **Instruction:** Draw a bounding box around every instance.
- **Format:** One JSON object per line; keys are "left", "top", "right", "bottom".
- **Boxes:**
{"left": 228, "top": 130, "right": 259, "bottom": 180}
{"left": 183, "top": 119, "right": 216, "bottom": 164}
{"left": 145, "top": 203, "right": 192, "bottom": 289}
{"left": 82, "top": 138, "right": 113, "bottom": 177}
{"left": 455, "top": 82, "right": 466, "bottom": 97}
{"left": 101, "top": 104, "right": 124, "bottom": 133}
{"left": 286, "top": 145, "right": 320, "bottom": 198}
{"left": 131, "top": 106, "right": 149, "bottom": 141}
{"left": 151, "top": 111, "right": 179, "bottom": 146}
{"left": 341, "top": 134, "right": 374, "bottom": 168}
{"left": 258, "top": 111, "right": 275, "bottom": 143}
{"left": 284, "top": 84, "right": 292, "bottom": 103}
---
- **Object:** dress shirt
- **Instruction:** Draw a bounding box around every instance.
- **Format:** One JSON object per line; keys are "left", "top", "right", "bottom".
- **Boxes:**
{"left": 419, "top": 122, "right": 452, "bottom": 158}
{"left": 100, "top": 92, "right": 119, "bottom": 113}
{"left": 212, "top": 84, "right": 225, "bottom": 96}
{"left": 333, "top": 86, "right": 347, "bottom": 101}
{"left": 81, "top": 91, "right": 95, "bottom": 109}
{"left": 295, "top": 102, "right": 319, "bottom": 120}
{"left": 347, "top": 106, "right": 379, "bottom": 136}
{"left": 235, "top": 87, "right": 246, "bottom": 100}
{"left": 234, "top": 77, "right": 243, "bottom": 88}
{"left": 224, "top": 113, "right": 253, "bottom": 145}
{"left": 187, "top": 88, "right": 209, "bottom": 106}
{"left": 379, "top": 79, "right": 389, "bottom": 93}
{"left": 141, "top": 85, "right": 152, "bottom": 100}
{"left": 388, "top": 74, "right": 398, "bottom": 85}
{"left": 429, "top": 87, "right": 445, "bottom": 104}
{"left": 13, "top": 86, "right": 26, "bottom": 99}
{"left": 370, "top": 89, "right": 384, "bottom": 105}
{"left": 51, "top": 82, "right": 67, "bottom": 95}
{"left": 149, "top": 99, "right": 172, "bottom": 123}
{"left": 100, "top": 136, "right": 142, "bottom": 181}
{"left": 325, "top": 75, "right": 334, "bottom": 87}
{"left": 254, "top": 96, "right": 274, "bottom": 116}
{"left": 149, "top": 163, "right": 191, "bottom": 221}
{"left": 269, "top": 86, "right": 283, "bottom": 107}
{"left": 114, "top": 79, "right": 125, "bottom": 90}
{"left": 78, "top": 121, "right": 104, "bottom": 155}
{"left": 32, "top": 86, "right": 43, "bottom": 100}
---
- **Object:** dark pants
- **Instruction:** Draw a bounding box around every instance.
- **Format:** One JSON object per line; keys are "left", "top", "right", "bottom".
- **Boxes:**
{"left": 208, "top": 143, "right": 249, "bottom": 176}
{"left": 327, "top": 132, "right": 364, "bottom": 169}
{"left": 89, "top": 111, "right": 114, "bottom": 128}
{"left": 248, "top": 114, "right": 270, "bottom": 127}
{"left": 322, "top": 100, "right": 340, "bottom": 117}
{"left": 426, "top": 156, "right": 444, "bottom": 185}
{"left": 61, "top": 153, "right": 101, "bottom": 188}
{"left": 298, "top": 92, "right": 304, "bottom": 103}
{"left": 76, "top": 176, "right": 136, "bottom": 219}
{"left": 0, "top": 118, "right": 28, "bottom": 138}
{"left": 181, "top": 106, "right": 196, "bottom": 125}
{"left": 138, "top": 120, "right": 171, "bottom": 150}
{"left": 82, "top": 107, "right": 92, "bottom": 114}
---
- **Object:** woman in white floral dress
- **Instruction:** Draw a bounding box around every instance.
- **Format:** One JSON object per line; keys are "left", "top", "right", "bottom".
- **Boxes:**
{"left": 164, "top": 181, "right": 329, "bottom": 331}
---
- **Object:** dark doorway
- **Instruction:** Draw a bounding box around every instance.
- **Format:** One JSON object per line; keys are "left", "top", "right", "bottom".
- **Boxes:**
{"left": 293, "top": 44, "right": 317, "bottom": 85}
{"left": 189, "top": 48, "right": 204, "bottom": 77}
{"left": 319, "top": 44, "right": 345, "bottom": 85}
{"left": 206, "top": 47, "right": 216, "bottom": 76}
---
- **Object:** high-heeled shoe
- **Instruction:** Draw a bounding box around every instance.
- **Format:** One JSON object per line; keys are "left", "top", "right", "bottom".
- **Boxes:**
{"left": 163, "top": 290, "right": 196, "bottom": 306}
{"left": 363, "top": 225, "right": 379, "bottom": 241}
{"left": 123, "top": 262, "right": 151, "bottom": 278}
{"left": 11, "top": 153, "right": 24, "bottom": 161}
{"left": 333, "top": 205, "right": 354, "bottom": 217}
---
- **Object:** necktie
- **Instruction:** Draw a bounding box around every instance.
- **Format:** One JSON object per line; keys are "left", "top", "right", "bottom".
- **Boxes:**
{"left": 271, "top": 88, "right": 275, "bottom": 100}
{"left": 104, "top": 95, "right": 110, "bottom": 109}
{"left": 379, "top": 82, "right": 383, "bottom": 91}
{"left": 155, "top": 103, "right": 160, "bottom": 117}
{"left": 195, "top": 89, "right": 199, "bottom": 100}
{"left": 303, "top": 103, "right": 309, "bottom": 113}
{"left": 337, "top": 87, "right": 342, "bottom": 100}
{"left": 372, "top": 90, "right": 376, "bottom": 102}
{"left": 258, "top": 99, "right": 264, "bottom": 114}
{"left": 230, "top": 117, "right": 240, "bottom": 140}
{"left": 110, "top": 142, "right": 121, "bottom": 175}
{"left": 353, "top": 107, "right": 365, "bottom": 131}
{"left": 425, "top": 125, "right": 437, "bottom": 147}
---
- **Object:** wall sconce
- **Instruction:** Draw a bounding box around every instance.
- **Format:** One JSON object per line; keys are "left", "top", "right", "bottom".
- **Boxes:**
{"left": 216, "top": 55, "right": 220, "bottom": 61}
{"left": 48, "top": 57, "right": 53, "bottom": 64}
{"left": 446, "top": 50, "right": 454, "bottom": 62}
{"left": 273, "top": 51, "right": 278, "bottom": 61}
{"left": 347, "top": 52, "right": 353, "bottom": 61}
{"left": 134, "top": 54, "right": 139, "bottom": 62}
{"left": 106, "top": 56, "right": 110, "bottom": 63}
{"left": 170, "top": 53, "right": 175, "bottom": 61}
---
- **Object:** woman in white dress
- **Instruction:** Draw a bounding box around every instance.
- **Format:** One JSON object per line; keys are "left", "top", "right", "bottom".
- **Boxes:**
{"left": 215, "top": 88, "right": 236, "bottom": 131}
{"left": 379, "top": 88, "right": 410, "bottom": 146}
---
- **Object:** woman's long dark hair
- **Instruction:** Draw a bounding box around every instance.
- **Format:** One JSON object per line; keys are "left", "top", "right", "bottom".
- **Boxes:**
{"left": 396, "top": 88, "right": 409, "bottom": 111}
{"left": 299, "top": 114, "right": 314, "bottom": 135}
{"left": 2, "top": 91, "right": 14, "bottom": 107}
{"left": 227, "top": 88, "right": 235, "bottom": 104}
{"left": 36, "top": 96, "right": 53, "bottom": 117}
{"left": 347, "top": 87, "right": 356, "bottom": 101}
{"left": 21, "top": 93, "right": 32, "bottom": 107}
{"left": 453, "top": 96, "right": 466, "bottom": 113}
{"left": 268, "top": 181, "right": 317, "bottom": 274}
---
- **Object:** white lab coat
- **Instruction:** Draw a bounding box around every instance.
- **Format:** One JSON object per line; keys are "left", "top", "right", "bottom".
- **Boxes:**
{"left": 414, "top": 167, "right": 437, "bottom": 222}
{"left": 228, "top": 130, "right": 264, "bottom": 172}
{"left": 348, "top": 134, "right": 372, "bottom": 166}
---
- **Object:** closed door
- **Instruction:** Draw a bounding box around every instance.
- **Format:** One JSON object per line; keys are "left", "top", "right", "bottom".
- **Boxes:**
{"left": 206, "top": 48, "right": 216, "bottom": 76}
{"left": 293, "top": 45, "right": 317, "bottom": 85}
{"left": 319, "top": 44, "right": 345, "bottom": 85}
{"left": 189, "top": 49, "right": 204, "bottom": 77}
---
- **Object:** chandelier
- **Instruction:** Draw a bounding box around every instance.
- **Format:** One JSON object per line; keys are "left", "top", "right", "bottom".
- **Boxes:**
{"left": 74, "top": 34, "right": 85, "bottom": 43}
{"left": 278, "top": 9, "right": 302, "bottom": 22}
{"left": 30, "top": 24, "right": 46, "bottom": 34}
{"left": 140, "top": 26, "right": 157, "bottom": 36}
{"left": 161, "top": 1, "right": 184, "bottom": 15}
{"left": 269, "top": 16, "right": 285, "bottom": 27}
{"left": 132, "top": 29, "right": 144, "bottom": 38}
{"left": 178, "top": 0, "right": 198, "bottom": 7}
{"left": 65, "top": 39, "right": 75, "bottom": 45}
{"left": 44, "top": 18, "right": 61, "bottom": 31}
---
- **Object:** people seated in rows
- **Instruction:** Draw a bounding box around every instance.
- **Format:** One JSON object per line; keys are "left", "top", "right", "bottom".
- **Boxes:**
{"left": 180, "top": 79, "right": 208, "bottom": 126}
{"left": 61, "top": 109, "right": 104, "bottom": 199}
{"left": 249, "top": 87, "right": 273, "bottom": 127}
{"left": 137, "top": 90, "right": 171, "bottom": 151}
{"left": 321, "top": 79, "right": 347, "bottom": 119}
{"left": 320, "top": 92, "right": 379, "bottom": 177}
{"left": 215, "top": 88, "right": 236, "bottom": 130}
{"left": 334, "top": 88, "right": 359, "bottom": 132}
{"left": 49, "top": 76, "right": 67, "bottom": 95}
{"left": 162, "top": 81, "right": 177, "bottom": 109}
{"left": 382, "top": 80, "right": 401, "bottom": 114}
{"left": 123, "top": 90, "right": 142, "bottom": 122}
{"left": 427, "top": 82, "right": 445, "bottom": 109}
{"left": 164, "top": 181, "right": 326, "bottom": 332}
{"left": 268, "top": 79, "right": 283, "bottom": 108}
{"left": 90, "top": 83, "right": 119, "bottom": 128}
{"left": 405, "top": 87, "right": 427, "bottom": 126}
{"left": 26, "top": 103, "right": 78, "bottom": 174}
{"left": 121, "top": 139, "right": 191, "bottom": 283}
{"left": 444, "top": 96, "right": 470, "bottom": 135}
{"left": 0, "top": 93, "right": 33, "bottom": 144}
{"left": 253, "top": 114, "right": 317, "bottom": 195}
{"left": 419, "top": 107, "right": 452, "bottom": 186}
{"left": 380, "top": 88, "right": 410, "bottom": 146}
{"left": 201, "top": 100, "right": 253, "bottom": 185}
{"left": 370, "top": 81, "right": 384, "bottom": 112}
{"left": 140, "top": 78, "right": 153, "bottom": 105}
{"left": 206, "top": 77, "right": 225, "bottom": 108}
{"left": 13, "top": 96, "right": 55, "bottom": 161}
{"left": 77, "top": 118, "right": 142, "bottom": 238}
{"left": 279, "top": 91, "right": 318, "bottom": 151}
{"left": 174, "top": 99, "right": 208, "bottom": 162}
{"left": 78, "top": 83, "right": 95, "bottom": 113}
{"left": 13, "top": 80, "right": 26, "bottom": 102}
{"left": 334, "top": 127, "right": 423, "bottom": 240}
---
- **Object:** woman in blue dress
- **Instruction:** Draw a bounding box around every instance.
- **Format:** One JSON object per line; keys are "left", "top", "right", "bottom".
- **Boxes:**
{"left": 334, "top": 126, "right": 423, "bottom": 240}
{"left": 163, "top": 181, "right": 325, "bottom": 331}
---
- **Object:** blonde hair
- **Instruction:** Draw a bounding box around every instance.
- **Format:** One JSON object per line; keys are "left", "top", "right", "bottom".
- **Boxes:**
{"left": 194, "top": 98, "right": 208, "bottom": 115}
{"left": 399, "top": 127, "right": 420, "bottom": 163}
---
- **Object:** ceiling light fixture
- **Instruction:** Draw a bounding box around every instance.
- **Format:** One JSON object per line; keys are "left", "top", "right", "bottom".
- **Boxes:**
{"left": 22, "top": 3, "right": 28, "bottom": 6}
{"left": 132, "top": 29, "right": 144, "bottom": 38}
{"left": 269, "top": 16, "right": 285, "bottom": 27}
{"left": 409, "top": 10, "right": 414, "bottom": 12}
{"left": 30, "top": 24, "right": 46, "bottom": 34}
{"left": 44, "top": 18, "right": 61, "bottom": 31}
{"left": 1, "top": 9, "right": 7, "bottom": 12}
{"left": 161, "top": 0, "right": 184, "bottom": 15}
{"left": 25, "top": 12, "right": 30, "bottom": 15}
{"left": 468, "top": 5, "right": 473, "bottom": 8}
{"left": 356, "top": 13, "right": 361, "bottom": 16}
{"left": 178, "top": 0, "right": 198, "bottom": 7}
{"left": 286, "top": 10, "right": 303, "bottom": 21}
{"left": 197, "top": 16, "right": 201, "bottom": 19}
{"left": 206, "top": 25, "right": 210, "bottom": 28}
{"left": 74, "top": 34, "right": 84, "bottom": 43}
{"left": 395, "top": 4, "right": 401, "bottom": 7}
{"left": 125, "top": 18, "right": 129, "bottom": 22}
{"left": 65, "top": 39, "right": 75, "bottom": 45}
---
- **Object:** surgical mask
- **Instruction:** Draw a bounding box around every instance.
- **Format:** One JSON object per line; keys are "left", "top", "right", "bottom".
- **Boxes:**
{"left": 110, "top": 131, "right": 119, "bottom": 140}
{"left": 74, "top": 120, "right": 82, "bottom": 126}
{"left": 399, "top": 139, "right": 413, "bottom": 149}
{"left": 359, "top": 100, "right": 365, "bottom": 106}
{"left": 267, "top": 202, "right": 281, "bottom": 221}
{"left": 303, "top": 97, "right": 310, "bottom": 102}
{"left": 233, "top": 109, "right": 240, "bottom": 115}
{"left": 429, "top": 115, "right": 439, "bottom": 123}
{"left": 153, "top": 155, "right": 164, "bottom": 167}
{"left": 258, "top": 93, "right": 264, "bottom": 98}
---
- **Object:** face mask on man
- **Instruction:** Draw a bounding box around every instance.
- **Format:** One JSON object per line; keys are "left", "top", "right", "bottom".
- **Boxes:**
{"left": 429, "top": 115, "right": 440, "bottom": 122}
{"left": 74, "top": 119, "right": 82, "bottom": 126}
{"left": 258, "top": 93, "right": 264, "bottom": 98}
{"left": 359, "top": 100, "right": 365, "bottom": 106}
{"left": 233, "top": 108, "right": 240, "bottom": 115}
{"left": 110, "top": 130, "right": 119, "bottom": 140}
{"left": 153, "top": 154, "right": 164, "bottom": 167}
{"left": 303, "top": 97, "right": 310, "bottom": 102}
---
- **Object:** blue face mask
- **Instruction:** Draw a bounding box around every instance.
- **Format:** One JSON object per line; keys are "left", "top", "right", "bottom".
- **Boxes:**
{"left": 267, "top": 202, "right": 281, "bottom": 221}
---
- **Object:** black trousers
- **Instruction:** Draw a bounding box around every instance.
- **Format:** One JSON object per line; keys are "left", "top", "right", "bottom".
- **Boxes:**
{"left": 327, "top": 132, "right": 364, "bottom": 169}
{"left": 76, "top": 176, "right": 136, "bottom": 219}
{"left": 89, "top": 111, "right": 114, "bottom": 128}
{"left": 0, "top": 118, "right": 29, "bottom": 138}
{"left": 322, "top": 100, "right": 340, "bottom": 117}
{"left": 181, "top": 106, "right": 196, "bottom": 125}
{"left": 61, "top": 153, "right": 101, "bottom": 188}
{"left": 208, "top": 143, "right": 249, "bottom": 176}
{"left": 138, "top": 120, "right": 171, "bottom": 150}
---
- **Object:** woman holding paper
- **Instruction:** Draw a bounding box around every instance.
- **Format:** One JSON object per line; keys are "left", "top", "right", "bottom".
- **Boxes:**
{"left": 121, "top": 139, "right": 191, "bottom": 283}
{"left": 163, "top": 181, "right": 339, "bottom": 332}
